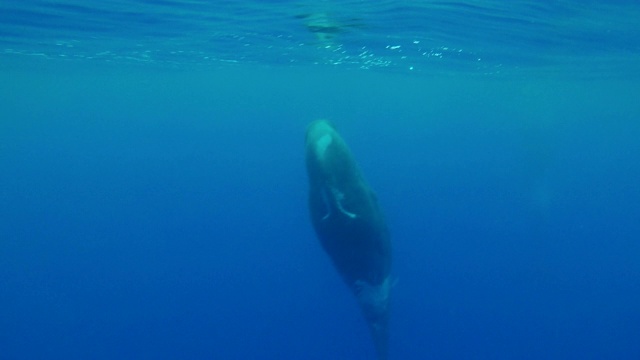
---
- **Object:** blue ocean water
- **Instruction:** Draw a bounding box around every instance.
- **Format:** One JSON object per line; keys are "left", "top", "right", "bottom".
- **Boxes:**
{"left": 1, "top": 1, "right": 640, "bottom": 359}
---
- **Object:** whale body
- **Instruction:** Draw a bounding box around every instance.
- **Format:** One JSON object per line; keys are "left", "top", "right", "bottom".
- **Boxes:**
{"left": 305, "top": 120, "right": 392, "bottom": 360}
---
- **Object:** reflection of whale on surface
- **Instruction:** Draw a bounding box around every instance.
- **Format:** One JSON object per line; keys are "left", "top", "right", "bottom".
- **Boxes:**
{"left": 295, "top": 12, "right": 363, "bottom": 43}
{"left": 305, "top": 120, "right": 392, "bottom": 360}
{"left": 298, "top": 12, "right": 341, "bottom": 42}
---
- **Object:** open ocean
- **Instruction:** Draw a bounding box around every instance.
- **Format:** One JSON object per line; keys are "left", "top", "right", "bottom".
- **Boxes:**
{"left": 1, "top": 1, "right": 639, "bottom": 359}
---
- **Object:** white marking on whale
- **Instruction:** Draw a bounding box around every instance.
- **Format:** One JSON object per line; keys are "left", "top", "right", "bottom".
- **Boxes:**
{"left": 314, "top": 133, "right": 333, "bottom": 161}
{"left": 354, "top": 276, "right": 391, "bottom": 318}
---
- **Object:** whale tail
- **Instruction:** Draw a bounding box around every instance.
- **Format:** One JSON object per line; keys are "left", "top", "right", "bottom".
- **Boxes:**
{"left": 367, "top": 309, "right": 389, "bottom": 360}
{"left": 371, "top": 317, "right": 389, "bottom": 360}
{"left": 355, "top": 276, "right": 392, "bottom": 360}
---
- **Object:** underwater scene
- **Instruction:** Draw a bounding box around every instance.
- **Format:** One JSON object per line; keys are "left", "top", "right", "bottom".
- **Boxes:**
{"left": 1, "top": 1, "right": 639, "bottom": 359}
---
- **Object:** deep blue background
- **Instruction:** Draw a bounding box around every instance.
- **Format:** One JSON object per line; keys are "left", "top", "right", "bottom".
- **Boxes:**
{"left": 1, "top": 60, "right": 640, "bottom": 359}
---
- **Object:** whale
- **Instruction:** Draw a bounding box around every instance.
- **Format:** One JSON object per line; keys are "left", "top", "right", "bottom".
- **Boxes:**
{"left": 305, "top": 120, "right": 392, "bottom": 360}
